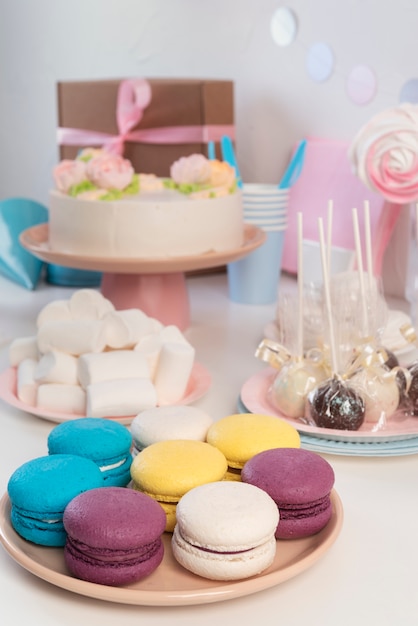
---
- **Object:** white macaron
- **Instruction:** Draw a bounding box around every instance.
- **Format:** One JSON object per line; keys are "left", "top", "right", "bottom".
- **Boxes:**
{"left": 172, "top": 481, "right": 279, "bottom": 581}
{"left": 130, "top": 405, "right": 213, "bottom": 454}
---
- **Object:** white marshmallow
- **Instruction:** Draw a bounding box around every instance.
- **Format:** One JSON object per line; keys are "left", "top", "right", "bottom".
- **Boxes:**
{"left": 159, "top": 324, "right": 189, "bottom": 345}
{"left": 34, "top": 350, "right": 79, "bottom": 385}
{"left": 134, "top": 334, "right": 163, "bottom": 379}
{"left": 78, "top": 350, "right": 150, "bottom": 389}
{"left": 154, "top": 341, "right": 195, "bottom": 405}
{"left": 103, "top": 309, "right": 154, "bottom": 349}
{"left": 69, "top": 289, "right": 115, "bottom": 320}
{"left": 37, "top": 383, "right": 86, "bottom": 414}
{"left": 37, "top": 320, "right": 107, "bottom": 356}
{"left": 36, "top": 299, "right": 72, "bottom": 328}
{"left": 86, "top": 378, "right": 157, "bottom": 417}
{"left": 9, "top": 336, "right": 39, "bottom": 366}
{"left": 148, "top": 317, "right": 164, "bottom": 333}
{"left": 16, "top": 358, "right": 38, "bottom": 406}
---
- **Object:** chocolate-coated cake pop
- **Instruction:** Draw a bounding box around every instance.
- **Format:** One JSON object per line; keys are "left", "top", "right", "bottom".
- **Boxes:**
{"left": 307, "top": 377, "right": 365, "bottom": 430}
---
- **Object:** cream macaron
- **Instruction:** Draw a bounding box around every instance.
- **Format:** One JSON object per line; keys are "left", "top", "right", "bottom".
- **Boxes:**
{"left": 172, "top": 481, "right": 280, "bottom": 580}
{"left": 206, "top": 413, "right": 301, "bottom": 480}
{"left": 130, "top": 405, "right": 213, "bottom": 455}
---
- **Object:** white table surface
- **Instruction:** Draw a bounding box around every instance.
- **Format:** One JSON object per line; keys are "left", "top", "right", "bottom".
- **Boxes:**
{"left": 0, "top": 270, "right": 417, "bottom": 626}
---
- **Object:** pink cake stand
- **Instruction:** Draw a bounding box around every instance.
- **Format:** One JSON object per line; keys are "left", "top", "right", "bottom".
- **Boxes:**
{"left": 20, "top": 223, "right": 266, "bottom": 330}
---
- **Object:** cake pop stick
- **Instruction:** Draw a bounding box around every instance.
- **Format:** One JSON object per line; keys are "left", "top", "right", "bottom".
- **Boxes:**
{"left": 363, "top": 200, "right": 373, "bottom": 291}
{"left": 326, "top": 200, "right": 333, "bottom": 274}
{"left": 297, "top": 212, "right": 304, "bottom": 358}
{"left": 318, "top": 217, "right": 338, "bottom": 373}
{"left": 352, "top": 207, "right": 369, "bottom": 337}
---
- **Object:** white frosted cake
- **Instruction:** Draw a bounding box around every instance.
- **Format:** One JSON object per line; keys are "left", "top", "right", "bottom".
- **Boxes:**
{"left": 49, "top": 150, "right": 243, "bottom": 258}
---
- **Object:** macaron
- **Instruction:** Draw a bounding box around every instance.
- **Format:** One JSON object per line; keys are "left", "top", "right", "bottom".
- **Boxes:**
{"left": 241, "top": 447, "right": 335, "bottom": 539}
{"left": 7, "top": 454, "right": 105, "bottom": 546}
{"left": 130, "top": 405, "right": 213, "bottom": 454}
{"left": 47, "top": 417, "right": 133, "bottom": 487}
{"left": 206, "top": 413, "right": 301, "bottom": 480}
{"left": 63, "top": 487, "right": 166, "bottom": 586}
{"left": 172, "top": 481, "right": 279, "bottom": 581}
{"left": 130, "top": 439, "right": 228, "bottom": 532}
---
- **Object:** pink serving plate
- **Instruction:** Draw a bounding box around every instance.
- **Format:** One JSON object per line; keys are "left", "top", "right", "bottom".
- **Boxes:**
{"left": 241, "top": 367, "right": 418, "bottom": 443}
{"left": 0, "top": 491, "right": 342, "bottom": 606}
{"left": 0, "top": 365, "right": 211, "bottom": 425}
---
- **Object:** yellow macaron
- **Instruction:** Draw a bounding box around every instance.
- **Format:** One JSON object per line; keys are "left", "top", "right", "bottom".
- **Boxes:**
{"left": 130, "top": 439, "right": 228, "bottom": 532}
{"left": 206, "top": 413, "right": 301, "bottom": 479}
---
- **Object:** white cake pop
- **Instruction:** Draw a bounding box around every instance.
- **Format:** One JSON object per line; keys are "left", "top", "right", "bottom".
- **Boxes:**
{"left": 269, "top": 358, "right": 328, "bottom": 418}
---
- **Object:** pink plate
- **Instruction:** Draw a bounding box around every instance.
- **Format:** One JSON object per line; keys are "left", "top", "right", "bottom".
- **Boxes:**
{"left": 0, "top": 365, "right": 211, "bottom": 425}
{"left": 241, "top": 367, "right": 418, "bottom": 443}
{"left": 0, "top": 491, "right": 342, "bottom": 606}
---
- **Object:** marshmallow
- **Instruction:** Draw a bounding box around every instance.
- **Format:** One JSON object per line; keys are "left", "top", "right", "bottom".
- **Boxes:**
{"left": 37, "top": 320, "right": 107, "bottom": 356}
{"left": 134, "top": 334, "right": 163, "bottom": 379}
{"left": 159, "top": 325, "right": 189, "bottom": 345}
{"left": 36, "top": 299, "right": 72, "bottom": 328}
{"left": 34, "top": 350, "right": 79, "bottom": 385}
{"left": 78, "top": 350, "right": 150, "bottom": 389}
{"left": 154, "top": 341, "right": 195, "bottom": 405}
{"left": 16, "top": 358, "right": 38, "bottom": 406}
{"left": 86, "top": 378, "right": 157, "bottom": 417}
{"left": 37, "top": 383, "right": 86, "bottom": 414}
{"left": 69, "top": 289, "right": 115, "bottom": 320}
{"left": 103, "top": 309, "right": 154, "bottom": 349}
{"left": 148, "top": 317, "right": 164, "bottom": 333}
{"left": 9, "top": 336, "right": 39, "bottom": 366}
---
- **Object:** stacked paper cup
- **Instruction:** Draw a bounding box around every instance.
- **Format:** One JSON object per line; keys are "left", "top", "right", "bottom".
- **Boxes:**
{"left": 228, "top": 184, "right": 289, "bottom": 304}
{"left": 242, "top": 184, "right": 289, "bottom": 231}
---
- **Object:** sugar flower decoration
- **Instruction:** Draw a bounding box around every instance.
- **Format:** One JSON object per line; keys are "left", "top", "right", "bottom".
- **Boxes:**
{"left": 86, "top": 153, "right": 134, "bottom": 191}
{"left": 53, "top": 159, "right": 87, "bottom": 194}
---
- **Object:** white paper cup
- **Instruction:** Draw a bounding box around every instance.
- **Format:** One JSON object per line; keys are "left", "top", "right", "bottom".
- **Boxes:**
{"left": 302, "top": 239, "right": 355, "bottom": 285}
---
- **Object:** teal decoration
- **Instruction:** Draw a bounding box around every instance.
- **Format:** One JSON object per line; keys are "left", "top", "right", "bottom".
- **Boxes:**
{"left": 0, "top": 197, "right": 48, "bottom": 289}
{"left": 46, "top": 264, "right": 102, "bottom": 287}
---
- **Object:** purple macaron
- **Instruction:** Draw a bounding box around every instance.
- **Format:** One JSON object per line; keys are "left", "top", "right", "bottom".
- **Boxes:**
{"left": 63, "top": 487, "right": 166, "bottom": 586}
{"left": 241, "top": 447, "right": 335, "bottom": 540}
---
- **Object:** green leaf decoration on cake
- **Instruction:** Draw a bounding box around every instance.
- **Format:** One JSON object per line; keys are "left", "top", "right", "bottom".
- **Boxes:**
{"left": 100, "top": 189, "right": 124, "bottom": 201}
{"left": 123, "top": 173, "right": 139, "bottom": 195}
{"left": 69, "top": 180, "right": 98, "bottom": 196}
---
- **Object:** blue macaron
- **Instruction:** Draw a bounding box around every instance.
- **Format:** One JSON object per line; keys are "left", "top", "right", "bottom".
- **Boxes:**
{"left": 47, "top": 418, "right": 133, "bottom": 487}
{"left": 7, "top": 454, "right": 105, "bottom": 546}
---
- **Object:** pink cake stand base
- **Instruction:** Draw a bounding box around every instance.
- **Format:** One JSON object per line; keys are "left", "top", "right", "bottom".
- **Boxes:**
{"left": 101, "top": 272, "right": 190, "bottom": 329}
{"left": 19, "top": 223, "right": 265, "bottom": 330}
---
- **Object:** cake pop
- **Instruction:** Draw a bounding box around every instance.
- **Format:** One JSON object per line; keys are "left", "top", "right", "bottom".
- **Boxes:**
{"left": 349, "top": 365, "right": 399, "bottom": 424}
{"left": 307, "top": 376, "right": 365, "bottom": 430}
{"left": 269, "top": 357, "right": 328, "bottom": 418}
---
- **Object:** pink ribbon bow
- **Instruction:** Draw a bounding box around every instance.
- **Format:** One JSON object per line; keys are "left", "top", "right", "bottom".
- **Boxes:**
{"left": 57, "top": 78, "right": 235, "bottom": 154}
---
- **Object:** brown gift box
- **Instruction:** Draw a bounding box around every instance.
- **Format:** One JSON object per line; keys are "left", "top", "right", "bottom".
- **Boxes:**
{"left": 57, "top": 78, "right": 235, "bottom": 176}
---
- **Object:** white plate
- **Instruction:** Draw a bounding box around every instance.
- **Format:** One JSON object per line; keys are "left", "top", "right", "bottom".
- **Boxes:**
{"left": 0, "top": 365, "right": 211, "bottom": 425}
{"left": 241, "top": 367, "right": 418, "bottom": 443}
{"left": 0, "top": 492, "right": 343, "bottom": 606}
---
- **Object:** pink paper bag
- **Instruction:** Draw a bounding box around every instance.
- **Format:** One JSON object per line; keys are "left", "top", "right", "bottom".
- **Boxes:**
{"left": 282, "top": 137, "right": 383, "bottom": 275}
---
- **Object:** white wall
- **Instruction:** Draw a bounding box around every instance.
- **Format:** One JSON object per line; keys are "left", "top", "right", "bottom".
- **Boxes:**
{"left": 1, "top": 0, "right": 417, "bottom": 205}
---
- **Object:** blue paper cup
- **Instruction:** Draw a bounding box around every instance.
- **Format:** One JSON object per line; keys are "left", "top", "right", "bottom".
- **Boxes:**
{"left": 227, "top": 226, "right": 287, "bottom": 304}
